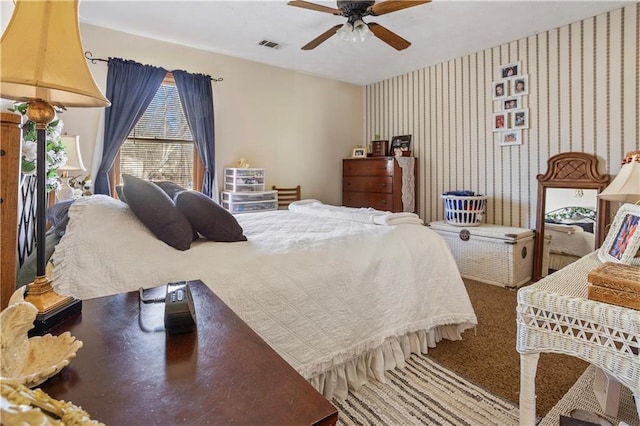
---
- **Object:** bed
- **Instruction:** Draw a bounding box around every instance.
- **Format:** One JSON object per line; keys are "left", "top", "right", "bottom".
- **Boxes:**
{"left": 42, "top": 195, "right": 477, "bottom": 399}
{"left": 544, "top": 206, "right": 597, "bottom": 271}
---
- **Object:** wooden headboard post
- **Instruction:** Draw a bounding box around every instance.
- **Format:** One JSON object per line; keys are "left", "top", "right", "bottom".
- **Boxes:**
{"left": 1, "top": 112, "right": 22, "bottom": 309}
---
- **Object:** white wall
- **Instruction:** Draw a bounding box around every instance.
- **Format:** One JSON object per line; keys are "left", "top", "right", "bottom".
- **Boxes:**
{"left": 1, "top": 11, "right": 364, "bottom": 205}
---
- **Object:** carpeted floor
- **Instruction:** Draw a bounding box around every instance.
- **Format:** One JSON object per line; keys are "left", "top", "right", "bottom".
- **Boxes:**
{"left": 426, "top": 278, "right": 589, "bottom": 418}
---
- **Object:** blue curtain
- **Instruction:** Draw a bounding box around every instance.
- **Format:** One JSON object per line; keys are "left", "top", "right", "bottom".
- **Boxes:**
{"left": 94, "top": 58, "right": 166, "bottom": 195}
{"left": 173, "top": 70, "right": 216, "bottom": 198}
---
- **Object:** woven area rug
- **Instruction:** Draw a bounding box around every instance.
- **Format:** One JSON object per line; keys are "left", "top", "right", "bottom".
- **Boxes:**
{"left": 539, "top": 365, "right": 640, "bottom": 426}
{"left": 333, "top": 354, "right": 519, "bottom": 425}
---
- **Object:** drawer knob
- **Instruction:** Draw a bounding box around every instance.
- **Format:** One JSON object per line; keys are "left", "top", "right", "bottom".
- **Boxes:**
{"left": 381, "top": 200, "right": 387, "bottom": 204}
{"left": 379, "top": 183, "right": 386, "bottom": 188}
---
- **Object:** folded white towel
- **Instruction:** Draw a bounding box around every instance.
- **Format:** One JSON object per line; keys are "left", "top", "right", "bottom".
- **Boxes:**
{"left": 370, "top": 212, "right": 424, "bottom": 226}
{"left": 288, "top": 199, "right": 322, "bottom": 208}
{"left": 289, "top": 200, "right": 422, "bottom": 226}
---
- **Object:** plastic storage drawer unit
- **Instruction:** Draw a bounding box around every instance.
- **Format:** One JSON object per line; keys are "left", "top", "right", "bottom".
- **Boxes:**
{"left": 221, "top": 190, "right": 277, "bottom": 213}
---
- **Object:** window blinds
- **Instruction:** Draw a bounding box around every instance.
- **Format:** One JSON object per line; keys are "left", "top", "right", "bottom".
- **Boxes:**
{"left": 119, "top": 83, "right": 195, "bottom": 189}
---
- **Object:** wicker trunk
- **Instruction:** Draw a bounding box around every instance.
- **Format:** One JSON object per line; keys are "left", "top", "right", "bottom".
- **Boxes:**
{"left": 429, "top": 221, "right": 535, "bottom": 288}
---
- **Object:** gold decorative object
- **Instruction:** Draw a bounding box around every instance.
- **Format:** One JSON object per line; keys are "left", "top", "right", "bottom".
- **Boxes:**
{"left": 0, "top": 302, "right": 83, "bottom": 388}
{"left": 1, "top": 381, "right": 103, "bottom": 425}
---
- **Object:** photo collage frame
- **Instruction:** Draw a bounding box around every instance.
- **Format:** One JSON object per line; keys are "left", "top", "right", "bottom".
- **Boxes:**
{"left": 492, "top": 61, "right": 529, "bottom": 146}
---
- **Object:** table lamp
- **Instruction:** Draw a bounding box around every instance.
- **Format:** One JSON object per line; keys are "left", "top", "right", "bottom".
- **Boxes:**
{"left": 57, "top": 135, "right": 86, "bottom": 202}
{"left": 0, "top": 0, "right": 110, "bottom": 333}
{"left": 598, "top": 151, "right": 640, "bottom": 203}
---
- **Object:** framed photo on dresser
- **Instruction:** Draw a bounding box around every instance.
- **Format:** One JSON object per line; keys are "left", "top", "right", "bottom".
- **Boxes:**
{"left": 352, "top": 147, "right": 367, "bottom": 158}
{"left": 389, "top": 135, "right": 411, "bottom": 156}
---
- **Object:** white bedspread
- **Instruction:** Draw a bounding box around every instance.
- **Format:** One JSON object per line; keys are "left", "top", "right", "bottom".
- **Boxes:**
{"left": 52, "top": 195, "right": 476, "bottom": 399}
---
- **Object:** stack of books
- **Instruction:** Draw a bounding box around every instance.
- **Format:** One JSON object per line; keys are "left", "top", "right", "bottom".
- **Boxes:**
{"left": 587, "top": 262, "right": 640, "bottom": 310}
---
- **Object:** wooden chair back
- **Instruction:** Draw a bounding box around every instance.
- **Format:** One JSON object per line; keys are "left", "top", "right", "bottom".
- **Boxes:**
{"left": 272, "top": 185, "right": 301, "bottom": 209}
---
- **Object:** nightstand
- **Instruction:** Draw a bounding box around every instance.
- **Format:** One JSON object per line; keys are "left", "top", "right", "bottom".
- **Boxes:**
{"left": 40, "top": 280, "right": 338, "bottom": 425}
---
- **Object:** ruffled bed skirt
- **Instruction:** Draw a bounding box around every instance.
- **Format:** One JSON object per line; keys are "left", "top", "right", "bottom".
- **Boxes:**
{"left": 307, "top": 324, "right": 465, "bottom": 400}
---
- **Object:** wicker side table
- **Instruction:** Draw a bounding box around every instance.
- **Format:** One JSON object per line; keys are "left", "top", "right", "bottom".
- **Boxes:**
{"left": 516, "top": 252, "right": 640, "bottom": 426}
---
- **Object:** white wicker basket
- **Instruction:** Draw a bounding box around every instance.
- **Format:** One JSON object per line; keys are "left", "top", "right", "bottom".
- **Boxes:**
{"left": 442, "top": 195, "right": 487, "bottom": 226}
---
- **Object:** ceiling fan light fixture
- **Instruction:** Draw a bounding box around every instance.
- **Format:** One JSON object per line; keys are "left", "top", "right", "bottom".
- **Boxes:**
{"left": 353, "top": 19, "right": 372, "bottom": 42}
{"left": 337, "top": 19, "right": 371, "bottom": 43}
{"left": 336, "top": 22, "right": 354, "bottom": 41}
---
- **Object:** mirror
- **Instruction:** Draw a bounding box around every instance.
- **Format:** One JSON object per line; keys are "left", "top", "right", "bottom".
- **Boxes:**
{"left": 533, "top": 153, "right": 610, "bottom": 281}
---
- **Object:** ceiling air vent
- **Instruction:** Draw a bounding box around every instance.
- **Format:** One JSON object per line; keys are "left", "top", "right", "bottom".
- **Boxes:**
{"left": 258, "top": 39, "right": 283, "bottom": 50}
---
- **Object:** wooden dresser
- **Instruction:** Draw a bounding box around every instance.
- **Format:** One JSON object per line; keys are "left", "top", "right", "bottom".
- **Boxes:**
{"left": 343, "top": 157, "right": 416, "bottom": 212}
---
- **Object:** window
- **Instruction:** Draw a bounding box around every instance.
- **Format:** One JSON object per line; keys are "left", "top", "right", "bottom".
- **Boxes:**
{"left": 111, "top": 74, "right": 202, "bottom": 192}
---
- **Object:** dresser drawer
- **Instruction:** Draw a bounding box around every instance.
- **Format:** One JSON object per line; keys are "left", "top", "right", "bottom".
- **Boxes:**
{"left": 343, "top": 158, "right": 394, "bottom": 176}
{"left": 343, "top": 176, "right": 393, "bottom": 193}
{"left": 343, "top": 191, "right": 394, "bottom": 211}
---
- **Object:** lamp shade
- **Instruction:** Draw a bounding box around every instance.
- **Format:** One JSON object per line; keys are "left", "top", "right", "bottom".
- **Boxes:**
{"left": 598, "top": 151, "right": 640, "bottom": 203}
{"left": 0, "top": 0, "right": 110, "bottom": 108}
{"left": 58, "top": 135, "right": 86, "bottom": 172}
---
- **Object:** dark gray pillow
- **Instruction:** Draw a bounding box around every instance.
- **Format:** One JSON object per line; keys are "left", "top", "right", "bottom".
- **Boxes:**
{"left": 122, "top": 174, "right": 193, "bottom": 251}
{"left": 174, "top": 190, "right": 247, "bottom": 242}
{"left": 46, "top": 199, "right": 75, "bottom": 237}
{"left": 154, "top": 181, "right": 199, "bottom": 241}
{"left": 155, "top": 181, "right": 187, "bottom": 200}
{"left": 115, "top": 185, "right": 127, "bottom": 203}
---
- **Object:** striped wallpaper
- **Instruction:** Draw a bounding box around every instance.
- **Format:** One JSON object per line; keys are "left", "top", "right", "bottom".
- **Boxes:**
{"left": 365, "top": 3, "right": 639, "bottom": 229}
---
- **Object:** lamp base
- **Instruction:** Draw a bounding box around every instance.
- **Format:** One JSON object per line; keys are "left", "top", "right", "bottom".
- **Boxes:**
{"left": 25, "top": 275, "right": 82, "bottom": 336}
{"left": 56, "top": 175, "right": 76, "bottom": 202}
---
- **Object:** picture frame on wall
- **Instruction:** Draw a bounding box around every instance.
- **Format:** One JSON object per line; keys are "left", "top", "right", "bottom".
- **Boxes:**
{"left": 511, "top": 109, "right": 529, "bottom": 129}
{"left": 492, "top": 80, "right": 508, "bottom": 99}
{"left": 598, "top": 203, "right": 640, "bottom": 265}
{"left": 352, "top": 147, "right": 367, "bottom": 158}
{"left": 389, "top": 134, "right": 412, "bottom": 156}
{"left": 499, "top": 61, "right": 521, "bottom": 79}
{"left": 502, "top": 97, "right": 520, "bottom": 111}
{"left": 511, "top": 75, "right": 529, "bottom": 96}
{"left": 500, "top": 129, "right": 522, "bottom": 146}
{"left": 492, "top": 112, "right": 508, "bottom": 132}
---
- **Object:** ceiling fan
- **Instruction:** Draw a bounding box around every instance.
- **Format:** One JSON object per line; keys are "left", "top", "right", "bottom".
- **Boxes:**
{"left": 287, "top": 0, "right": 431, "bottom": 51}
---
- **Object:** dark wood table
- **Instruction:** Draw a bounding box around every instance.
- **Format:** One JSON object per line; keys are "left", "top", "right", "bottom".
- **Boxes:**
{"left": 41, "top": 280, "right": 338, "bottom": 425}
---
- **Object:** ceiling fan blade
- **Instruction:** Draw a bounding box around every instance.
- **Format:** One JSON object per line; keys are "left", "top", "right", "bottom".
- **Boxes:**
{"left": 302, "top": 25, "right": 343, "bottom": 50}
{"left": 287, "top": 1, "right": 342, "bottom": 15}
{"left": 368, "top": 0, "right": 431, "bottom": 16}
{"left": 368, "top": 23, "right": 411, "bottom": 51}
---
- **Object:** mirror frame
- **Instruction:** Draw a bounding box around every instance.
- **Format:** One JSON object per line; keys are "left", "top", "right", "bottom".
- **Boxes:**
{"left": 533, "top": 152, "right": 610, "bottom": 281}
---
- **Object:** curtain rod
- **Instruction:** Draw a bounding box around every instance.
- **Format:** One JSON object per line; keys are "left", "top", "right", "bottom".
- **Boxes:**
{"left": 84, "top": 51, "right": 223, "bottom": 82}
